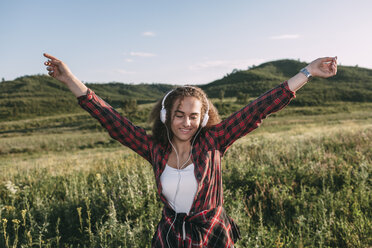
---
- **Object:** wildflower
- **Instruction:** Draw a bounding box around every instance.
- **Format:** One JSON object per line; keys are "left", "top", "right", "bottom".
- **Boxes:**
{"left": 21, "top": 209, "right": 27, "bottom": 218}
{"left": 5, "top": 181, "right": 18, "bottom": 194}
{"left": 77, "top": 207, "right": 83, "bottom": 233}
{"left": 4, "top": 205, "right": 15, "bottom": 212}
{"left": 12, "top": 219, "right": 20, "bottom": 225}
{"left": 26, "top": 231, "right": 32, "bottom": 245}
{"left": 21, "top": 209, "right": 27, "bottom": 226}
{"left": 96, "top": 173, "right": 101, "bottom": 180}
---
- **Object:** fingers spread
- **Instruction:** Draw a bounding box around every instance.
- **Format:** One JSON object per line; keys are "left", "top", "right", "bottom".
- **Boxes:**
{"left": 43, "top": 53, "right": 59, "bottom": 77}
{"left": 43, "top": 53, "right": 61, "bottom": 66}
{"left": 322, "top": 56, "right": 337, "bottom": 64}
{"left": 43, "top": 53, "right": 58, "bottom": 60}
{"left": 44, "top": 60, "right": 60, "bottom": 66}
{"left": 321, "top": 57, "right": 335, "bottom": 65}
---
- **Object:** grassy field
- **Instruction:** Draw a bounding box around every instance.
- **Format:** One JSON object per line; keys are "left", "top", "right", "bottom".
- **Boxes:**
{"left": 0, "top": 103, "right": 371, "bottom": 247}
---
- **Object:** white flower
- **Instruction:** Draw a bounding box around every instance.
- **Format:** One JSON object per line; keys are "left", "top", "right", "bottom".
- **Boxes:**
{"left": 5, "top": 181, "right": 18, "bottom": 194}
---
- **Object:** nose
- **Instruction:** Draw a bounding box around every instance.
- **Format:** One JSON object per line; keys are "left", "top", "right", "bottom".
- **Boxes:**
{"left": 183, "top": 117, "right": 191, "bottom": 127}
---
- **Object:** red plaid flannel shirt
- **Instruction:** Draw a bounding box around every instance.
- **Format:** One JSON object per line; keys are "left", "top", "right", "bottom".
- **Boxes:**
{"left": 78, "top": 82, "right": 295, "bottom": 247}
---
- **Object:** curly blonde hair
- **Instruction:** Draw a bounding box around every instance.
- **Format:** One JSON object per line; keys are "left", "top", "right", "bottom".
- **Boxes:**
{"left": 149, "top": 86, "right": 221, "bottom": 146}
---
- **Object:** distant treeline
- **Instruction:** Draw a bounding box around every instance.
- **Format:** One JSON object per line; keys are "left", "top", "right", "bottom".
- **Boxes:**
{"left": 1, "top": 59, "right": 371, "bottom": 121}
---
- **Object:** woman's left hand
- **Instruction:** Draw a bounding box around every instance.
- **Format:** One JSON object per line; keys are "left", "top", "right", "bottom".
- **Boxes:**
{"left": 306, "top": 57, "right": 337, "bottom": 78}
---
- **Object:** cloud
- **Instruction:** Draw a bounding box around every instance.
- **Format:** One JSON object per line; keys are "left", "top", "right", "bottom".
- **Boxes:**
{"left": 130, "top": 52, "right": 156, "bottom": 57}
{"left": 189, "top": 59, "right": 265, "bottom": 71}
{"left": 125, "top": 58, "right": 134, "bottom": 62}
{"left": 142, "top": 31, "right": 156, "bottom": 37}
{"left": 270, "top": 34, "right": 300, "bottom": 40}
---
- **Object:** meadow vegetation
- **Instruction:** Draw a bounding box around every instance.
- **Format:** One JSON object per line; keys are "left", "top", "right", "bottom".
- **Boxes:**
{"left": 1, "top": 102, "right": 371, "bottom": 247}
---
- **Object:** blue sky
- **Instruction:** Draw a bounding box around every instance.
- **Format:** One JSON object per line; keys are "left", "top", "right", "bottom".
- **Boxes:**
{"left": 1, "top": 0, "right": 372, "bottom": 85}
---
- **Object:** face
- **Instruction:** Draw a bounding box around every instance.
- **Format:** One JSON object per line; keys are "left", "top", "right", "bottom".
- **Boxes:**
{"left": 170, "top": 96, "right": 202, "bottom": 143}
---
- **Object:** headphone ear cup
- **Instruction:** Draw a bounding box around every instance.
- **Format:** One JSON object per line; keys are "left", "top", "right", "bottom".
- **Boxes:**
{"left": 201, "top": 113, "right": 209, "bottom": 127}
{"left": 160, "top": 108, "right": 166, "bottom": 123}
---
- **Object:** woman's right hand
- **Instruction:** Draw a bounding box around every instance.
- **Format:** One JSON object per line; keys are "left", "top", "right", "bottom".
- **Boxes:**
{"left": 43, "top": 53, "right": 88, "bottom": 97}
{"left": 43, "top": 53, "right": 76, "bottom": 84}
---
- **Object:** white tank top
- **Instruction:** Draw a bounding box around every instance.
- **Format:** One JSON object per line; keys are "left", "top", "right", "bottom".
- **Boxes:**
{"left": 160, "top": 163, "right": 198, "bottom": 214}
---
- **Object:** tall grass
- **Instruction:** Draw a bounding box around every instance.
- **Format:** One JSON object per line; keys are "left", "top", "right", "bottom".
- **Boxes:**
{"left": 223, "top": 124, "right": 371, "bottom": 247}
{"left": 1, "top": 153, "right": 162, "bottom": 247}
{"left": 0, "top": 115, "right": 371, "bottom": 247}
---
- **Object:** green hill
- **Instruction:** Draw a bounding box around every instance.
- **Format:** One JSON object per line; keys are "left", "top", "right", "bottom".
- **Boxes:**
{"left": 1, "top": 60, "right": 372, "bottom": 121}
{"left": 0, "top": 75, "right": 174, "bottom": 121}
{"left": 0, "top": 75, "right": 80, "bottom": 121}
{"left": 201, "top": 59, "right": 372, "bottom": 106}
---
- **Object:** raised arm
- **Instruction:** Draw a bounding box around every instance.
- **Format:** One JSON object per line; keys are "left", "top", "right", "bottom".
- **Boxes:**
{"left": 43, "top": 53, "right": 88, "bottom": 97}
{"left": 288, "top": 56, "right": 337, "bottom": 92}
{"left": 210, "top": 56, "right": 338, "bottom": 154}
{"left": 43, "top": 53, "right": 153, "bottom": 162}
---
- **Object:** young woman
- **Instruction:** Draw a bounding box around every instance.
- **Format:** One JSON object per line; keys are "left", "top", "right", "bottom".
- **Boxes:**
{"left": 43, "top": 53, "right": 337, "bottom": 247}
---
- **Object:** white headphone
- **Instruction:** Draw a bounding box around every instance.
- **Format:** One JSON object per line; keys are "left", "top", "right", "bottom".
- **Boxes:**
{"left": 160, "top": 86, "right": 209, "bottom": 127}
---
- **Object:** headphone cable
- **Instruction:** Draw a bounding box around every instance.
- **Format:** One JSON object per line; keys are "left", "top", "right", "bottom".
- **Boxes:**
{"left": 165, "top": 125, "right": 203, "bottom": 247}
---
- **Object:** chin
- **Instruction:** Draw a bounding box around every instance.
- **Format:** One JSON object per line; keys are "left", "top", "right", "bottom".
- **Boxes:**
{"left": 175, "top": 132, "right": 197, "bottom": 142}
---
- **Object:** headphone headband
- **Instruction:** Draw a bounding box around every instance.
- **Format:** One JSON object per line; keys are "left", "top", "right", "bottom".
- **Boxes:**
{"left": 160, "top": 86, "right": 209, "bottom": 127}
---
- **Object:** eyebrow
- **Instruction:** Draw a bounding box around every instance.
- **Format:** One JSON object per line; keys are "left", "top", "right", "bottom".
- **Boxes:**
{"left": 175, "top": 110, "right": 200, "bottom": 115}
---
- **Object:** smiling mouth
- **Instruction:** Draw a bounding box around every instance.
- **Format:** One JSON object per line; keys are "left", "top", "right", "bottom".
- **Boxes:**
{"left": 179, "top": 128, "right": 192, "bottom": 133}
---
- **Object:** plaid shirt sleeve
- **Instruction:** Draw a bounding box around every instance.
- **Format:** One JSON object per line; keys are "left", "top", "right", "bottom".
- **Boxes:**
{"left": 210, "top": 81, "right": 295, "bottom": 154}
{"left": 77, "top": 89, "right": 153, "bottom": 162}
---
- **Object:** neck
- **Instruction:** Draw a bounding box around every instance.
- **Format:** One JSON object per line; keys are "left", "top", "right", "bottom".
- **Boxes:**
{"left": 171, "top": 139, "right": 192, "bottom": 155}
